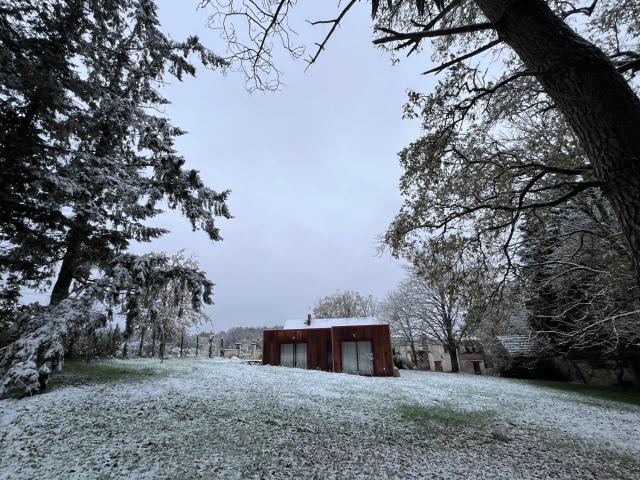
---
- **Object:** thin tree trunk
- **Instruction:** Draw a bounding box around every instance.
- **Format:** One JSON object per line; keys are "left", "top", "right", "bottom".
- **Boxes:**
{"left": 159, "top": 327, "right": 166, "bottom": 363}
{"left": 474, "top": 0, "right": 640, "bottom": 287}
{"left": 409, "top": 340, "right": 418, "bottom": 368}
{"left": 138, "top": 327, "right": 146, "bottom": 357}
{"left": 180, "top": 331, "right": 184, "bottom": 357}
{"left": 121, "top": 298, "right": 137, "bottom": 359}
{"left": 151, "top": 328, "right": 156, "bottom": 357}
{"left": 110, "top": 328, "right": 118, "bottom": 356}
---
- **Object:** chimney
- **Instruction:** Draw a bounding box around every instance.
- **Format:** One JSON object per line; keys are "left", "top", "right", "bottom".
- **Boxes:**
{"left": 305, "top": 313, "right": 312, "bottom": 326}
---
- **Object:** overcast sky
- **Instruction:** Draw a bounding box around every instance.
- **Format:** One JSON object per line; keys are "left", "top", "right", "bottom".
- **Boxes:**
{"left": 132, "top": 1, "right": 435, "bottom": 331}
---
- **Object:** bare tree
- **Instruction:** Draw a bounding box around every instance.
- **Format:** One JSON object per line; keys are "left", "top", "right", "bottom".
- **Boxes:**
{"left": 385, "top": 240, "right": 492, "bottom": 372}
{"left": 312, "top": 290, "right": 379, "bottom": 318}
{"left": 381, "top": 288, "right": 422, "bottom": 365}
{"left": 401, "top": 271, "right": 467, "bottom": 372}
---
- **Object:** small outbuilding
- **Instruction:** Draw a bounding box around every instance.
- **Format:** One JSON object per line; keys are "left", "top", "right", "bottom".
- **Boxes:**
{"left": 491, "top": 334, "right": 540, "bottom": 377}
{"left": 263, "top": 316, "right": 395, "bottom": 376}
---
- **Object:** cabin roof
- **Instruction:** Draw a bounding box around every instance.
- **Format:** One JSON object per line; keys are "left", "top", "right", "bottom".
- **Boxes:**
{"left": 496, "top": 335, "right": 537, "bottom": 357}
{"left": 282, "top": 317, "right": 384, "bottom": 330}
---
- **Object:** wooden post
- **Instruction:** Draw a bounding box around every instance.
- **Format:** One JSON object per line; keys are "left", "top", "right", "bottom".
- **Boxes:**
{"left": 159, "top": 328, "right": 165, "bottom": 363}
{"left": 138, "top": 327, "right": 146, "bottom": 357}
{"left": 220, "top": 337, "right": 224, "bottom": 357}
{"left": 208, "top": 336, "right": 213, "bottom": 358}
{"left": 180, "top": 331, "right": 184, "bottom": 358}
{"left": 195, "top": 335, "right": 199, "bottom": 357}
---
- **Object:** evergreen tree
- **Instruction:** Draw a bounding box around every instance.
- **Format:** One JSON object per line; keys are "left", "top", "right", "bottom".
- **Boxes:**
{"left": 0, "top": 1, "right": 231, "bottom": 307}
{"left": 113, "top": 252, "right": 212, "bottom": 360}
{"left": 0, "top": 1, "right": 231, "bottom": 397}
{"left": 0, "top": 251, "right": 213, "bottom": 397}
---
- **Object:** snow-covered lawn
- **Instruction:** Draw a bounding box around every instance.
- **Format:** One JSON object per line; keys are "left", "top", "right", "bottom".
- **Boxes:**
{"left": 1, "top": 359, "right": 639, "bottom": 479}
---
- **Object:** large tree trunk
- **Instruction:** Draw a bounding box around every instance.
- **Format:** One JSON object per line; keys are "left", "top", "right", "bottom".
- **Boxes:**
{"left": 409, "top": 339, "right": 419, "bottom": 367}
{"left": 49, "top": 214, "right": 88, "bottom": 305}
{"left": 448, "top": 341, "right": 460, "bottom": 372}
{"left": 474, "top": 0, "right": 640, "bottom": 288}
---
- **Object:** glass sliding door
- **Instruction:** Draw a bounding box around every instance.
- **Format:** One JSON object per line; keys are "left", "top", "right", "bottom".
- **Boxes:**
{"left": 280, "top": 343, "right": 294, "bottom": 368}
{"left": 295, "top": 343, "right": 307, "bottom": 369}
{"left": 341, "top": 341, "right": 373, "bottom": 374}
{"left": 356, "top": 341, "right": 373, "bottom": 374}
{"left": 342, "top": 341, "right": 359, "bottom": 373}
{"left": 280, "top": 343, "right": 307, "bottom": 369}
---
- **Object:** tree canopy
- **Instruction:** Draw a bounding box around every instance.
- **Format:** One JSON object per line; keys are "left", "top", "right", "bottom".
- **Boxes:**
{"left": 200, "top": 1, "right": 640, "bottom": 289}
{"left": 0, "top": 0, "right": 231, "bottom": 398}
{"left": 313, "top": 290, "right": 379, "bottom": 319}
{"left": 1, "top": 0, "right": 230, "bottom": 309}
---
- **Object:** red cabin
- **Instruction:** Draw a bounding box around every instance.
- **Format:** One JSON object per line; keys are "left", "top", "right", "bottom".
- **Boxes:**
{"left": 262, "top": 317, "right": 395, "bottom": 376}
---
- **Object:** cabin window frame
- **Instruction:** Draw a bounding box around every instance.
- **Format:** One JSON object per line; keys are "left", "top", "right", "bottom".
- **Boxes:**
{"left": 341, "top": 340, "right": 374, "bottom": 375}
{"left": 280, "top": 342, "right": 308, "bottom": 369}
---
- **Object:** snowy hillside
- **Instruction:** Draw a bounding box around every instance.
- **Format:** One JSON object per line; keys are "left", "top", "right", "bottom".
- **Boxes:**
{"left": 1, "top": 359, "right": 639, "bottom": 479}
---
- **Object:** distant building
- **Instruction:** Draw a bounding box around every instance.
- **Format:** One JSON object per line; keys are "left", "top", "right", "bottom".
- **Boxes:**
{"left": 263, "top": 316, "right": 395, "bottom": 376}
{"left": 221, "top": 342, "right": 261, "bottom": 360}
{"left": 393, "top": 335, "right": 493, "bottom": 375}
{"left": 391, "top": 335, "right": 428, "bottom": 369}
{"left": 493, "top": 335, "right": 538, "bottom": 358}
{"left": 491, "top": 335, "right": 538, "bottom": 371}
{"left": 457, "top": 338, "right": 493, "bottom": 375}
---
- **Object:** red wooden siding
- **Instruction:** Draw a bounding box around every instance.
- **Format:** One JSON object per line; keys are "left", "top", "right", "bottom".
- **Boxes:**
{"left": 331, "top": 325, "right": 394, "bottom": 376}
{"left": 262, "top": 328, "right": 332, "bottom": 371}
{"left": 263, "top": 324, "right": 394, "bottom": 377}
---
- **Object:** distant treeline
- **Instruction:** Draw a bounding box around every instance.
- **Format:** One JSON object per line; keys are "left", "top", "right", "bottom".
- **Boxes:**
{"left": 218, "top": 326, "right": 282, "bottom": 347}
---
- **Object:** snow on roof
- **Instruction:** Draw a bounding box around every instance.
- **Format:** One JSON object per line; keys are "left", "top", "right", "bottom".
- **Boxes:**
{"left": 282, "top": 317, "right": 384, "bottom": 330}
{"left": 496, "top": 335, "right": 538, "bottom": 357}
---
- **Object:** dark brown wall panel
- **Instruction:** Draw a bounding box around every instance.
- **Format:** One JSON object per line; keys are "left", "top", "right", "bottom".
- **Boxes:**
{"left": 331, "top": 325, "right": 394, "bottom": 376}
{"left": 262, "top": 328, "right": 331, "bottom": 371}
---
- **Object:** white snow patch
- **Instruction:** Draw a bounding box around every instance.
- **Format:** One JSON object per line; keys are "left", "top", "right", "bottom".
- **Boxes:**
{"left": 281, "top": 317, "right": 383, "bottom": 329}
{"left": 1, "top": 359, "right": 639, "bottom": 479}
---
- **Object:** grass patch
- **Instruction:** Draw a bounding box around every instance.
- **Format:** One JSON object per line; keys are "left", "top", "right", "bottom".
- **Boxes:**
{"left": 531, "top": 380, "right": 640, "bottom": 407}
{"left": 399, "top": 402, "right": 496, "bottom": 428}
{"left": 63, "top": 359, "right": 165, "bottom": 384}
